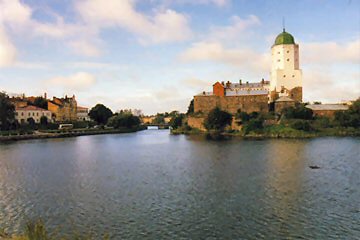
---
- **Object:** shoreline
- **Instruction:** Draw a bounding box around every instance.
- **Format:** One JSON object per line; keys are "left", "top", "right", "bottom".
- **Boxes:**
{"left": 0, "top": 126, "right": 147, "bottom": 143}
{"left": 171, "top": 128, "right": 360, "bottom": 139}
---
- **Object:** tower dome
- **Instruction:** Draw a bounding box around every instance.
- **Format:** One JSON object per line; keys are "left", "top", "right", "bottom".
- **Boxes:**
{"left": 274, "top": 29, "right": 295, "bottom": 45}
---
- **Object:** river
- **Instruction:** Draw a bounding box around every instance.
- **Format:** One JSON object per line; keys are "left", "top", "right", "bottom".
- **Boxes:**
{"left": 0, "top": 130, "right": 359, "bottom": 239}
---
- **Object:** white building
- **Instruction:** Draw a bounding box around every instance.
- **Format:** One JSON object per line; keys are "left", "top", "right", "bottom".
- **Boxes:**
{"left": 15, "top": 106, "right": 53, "bottom": 124}
{"left": 77, "top": 106, "right": 90, "bottom": 121}
{"left": 270, "top": 29, "right": 302, "bottom": 101}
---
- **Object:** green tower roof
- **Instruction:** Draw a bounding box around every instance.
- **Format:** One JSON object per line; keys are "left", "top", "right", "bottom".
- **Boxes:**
{"left": 274, "top": 29, "right": 295, "bottom": 45}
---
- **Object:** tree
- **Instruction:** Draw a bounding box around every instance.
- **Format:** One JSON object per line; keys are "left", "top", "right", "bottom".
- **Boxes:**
{"left": 169, "top": 114, "right": 184, "bottom": 129}
{"left": 0, "top": 92, "right": 15, "bottom": 130}
{"left": 107, "top": 112, "right": 140, "bottom": 129}
{"left": 152, "top": 113, "right": 165, "bottom": 124}
{"left": 186, "top": 99, "right": 194, "bottom": 115}
{"left": 282, "top": 103, "right": 313, "bottom": 120}
{"left": 40, "top": 116, "right": 48, "bottom": 126}
{"left": 334, "top": 98, "right": 360, "bottom": 128}
{"left": 89, "top": 104, "right": 113, "bottom": 125}
{"left": 33, "top": 97, "right": 48, "bottom": 110}
{"left": 27, "top": 117, "right": 36, "bottom": 128}
{"left": 204, "top": 107, "right": 232, "bottom": 131}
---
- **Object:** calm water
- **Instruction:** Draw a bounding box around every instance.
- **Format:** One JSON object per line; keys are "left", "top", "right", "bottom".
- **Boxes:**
{"left": 0, "top": 130, "right": 359, "bottom": 239}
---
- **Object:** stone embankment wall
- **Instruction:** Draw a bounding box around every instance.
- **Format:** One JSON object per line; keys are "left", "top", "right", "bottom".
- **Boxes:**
{"left": 194, "top": 94, "right": 269, "bottom": 115}
{"left": 187, "top": 116, "right": 206, "bottom": 131}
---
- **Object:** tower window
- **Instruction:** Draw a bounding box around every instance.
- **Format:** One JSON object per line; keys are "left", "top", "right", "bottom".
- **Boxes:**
{"left": 287, "top": 50, "right": 289, "bottom": 53}
{"left": 278, "top": 52, "right": 280, "bottom": 54}
{"left": 287, "top": 59, "right": 290, "bottom": 61}
{"left": 292, "top": 75, "right": 295, "bottom": 77}
{"left": 277, "top": 59, "right": 280, "bottom": 62}
{"left": 283, "top": 75, "right": 286, "bottom": 78}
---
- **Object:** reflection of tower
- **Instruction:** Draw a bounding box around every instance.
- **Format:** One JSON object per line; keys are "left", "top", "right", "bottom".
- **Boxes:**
{"left": 270, "top": 29, "right": 302, "bottom": 102}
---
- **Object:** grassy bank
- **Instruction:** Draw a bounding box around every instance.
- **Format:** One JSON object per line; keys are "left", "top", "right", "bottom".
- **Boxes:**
{"left": 172, "top": 124, "right": 360, "bottom": 139}
{"left": 0, "top": 126, "right": 147, "bottom": 142}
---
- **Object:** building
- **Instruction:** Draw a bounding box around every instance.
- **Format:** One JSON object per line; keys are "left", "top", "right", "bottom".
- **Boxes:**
{"left": 270, "top": 29, "right": 302, "bottom": 102}
{"left": 193, "top": 28, "right": 302, "bottom": 116}
{"left": 306, "top": 104, "right": 349, "bottom": 118}
{"left": 77, "top": 106, "right": 90, "bottom": 121}
{"left": 48, "top": 95, "right": 77, "bottom": 122}
{"left": 15, "top": 105, "right": 52, "bottom": 124}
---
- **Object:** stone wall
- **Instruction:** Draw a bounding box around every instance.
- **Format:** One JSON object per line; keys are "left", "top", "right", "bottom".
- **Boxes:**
{"left": 289, "top": 87, "right": 302, "bottom": 102}
{"left": 187, "top": 116, "right": 206, "bottom": 131}
{"left": 275, "top": 101, "right": 295, "bottom": 114}
{"left": 194, "top": 94, "right": 269, "bottom": 115}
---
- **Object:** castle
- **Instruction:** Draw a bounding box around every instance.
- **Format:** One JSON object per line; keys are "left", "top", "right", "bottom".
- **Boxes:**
{"left": 193, "top": 29, "right": 302, "bottom": 115}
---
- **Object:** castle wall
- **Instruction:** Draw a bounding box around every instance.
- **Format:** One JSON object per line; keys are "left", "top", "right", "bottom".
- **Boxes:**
{"left": 187, "top": 116, "right": 206, "bottom": 131}
{"left": 194, "top": 94, "right": 269, "bottom": 115}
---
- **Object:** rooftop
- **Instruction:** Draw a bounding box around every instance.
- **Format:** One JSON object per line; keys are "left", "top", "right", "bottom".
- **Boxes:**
{"left": 306, "top": 104, "right": 349, "bottom": 111}
{"left": 274, "top": 29, "right": 295, "bottom": 46}
{"left": 16, "top": 105, "right": 49, "bottom": 111}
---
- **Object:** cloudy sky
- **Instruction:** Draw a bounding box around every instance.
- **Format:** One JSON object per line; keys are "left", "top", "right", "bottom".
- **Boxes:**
{"left": 0, "top": 0, "right": 359, "bottom": 114}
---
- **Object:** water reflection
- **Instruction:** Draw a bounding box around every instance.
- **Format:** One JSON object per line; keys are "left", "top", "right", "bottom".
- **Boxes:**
{"left": 0, "top": 132, "right": 359, "bottom": 239}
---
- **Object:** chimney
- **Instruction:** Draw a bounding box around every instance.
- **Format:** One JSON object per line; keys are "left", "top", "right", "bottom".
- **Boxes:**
{"left": 239, "top": 79, "right": 242, "bottom": 85}
{"left": 44, "top": 92, "right": 47, "bottom": 99}
{"left": 261, "top": 78, "right": 265, "bottom": 84}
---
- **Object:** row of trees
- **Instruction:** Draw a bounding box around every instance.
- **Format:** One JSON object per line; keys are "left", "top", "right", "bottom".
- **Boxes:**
{"left": 88, "top": 104, "right": 141, "bottom": 129}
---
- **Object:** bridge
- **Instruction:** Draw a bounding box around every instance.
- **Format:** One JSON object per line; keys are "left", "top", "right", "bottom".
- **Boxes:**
{"left": 143, "top": 124, "right": 170, "bottom": 129}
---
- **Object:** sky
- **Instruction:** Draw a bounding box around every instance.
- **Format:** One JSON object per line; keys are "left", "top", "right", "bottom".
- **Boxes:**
{"left": 0, "top": 0, "right": 359, "bottom": 114}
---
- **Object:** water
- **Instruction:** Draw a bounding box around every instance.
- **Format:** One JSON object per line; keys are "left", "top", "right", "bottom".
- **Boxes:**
{"left": 0, "top": 130, "right": 359, "bottom": 239}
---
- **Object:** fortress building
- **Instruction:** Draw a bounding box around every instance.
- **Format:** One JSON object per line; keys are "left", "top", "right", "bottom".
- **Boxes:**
{"left": 270, "top": 29, "right": 302, "bottom": 102}
{"left": 193, "top": 29, "right": 302, "bottom": 115}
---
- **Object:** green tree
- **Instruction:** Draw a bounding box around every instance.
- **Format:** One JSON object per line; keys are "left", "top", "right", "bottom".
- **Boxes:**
{"left": 282, "top": 103, "right": 313, "bottom": 120}
{"left": 291, "top": 120, "right": 313, "bottom": 131}
{"left": 204, "top": 107, "right": 232, "bottom": 131}
{"left": 169, "top": 114, "right": 184, "bottom": 129}
{"left": 89, "top": 104, "right": 113, "bottom": 125}
{"left": 33, "top": 97, "right": 48, "bottom": 109}
{"left": 0, "top": 92, "right": 15, "bottom": 130}
{"left": 27, "top": 117, "right": 36, "bottom": 129}
{"left": 40, "top": 116, "right": 48, "bottom": 126}
{"left": 334, "top": 99, "right": 360, "bottom": 128}
{"left": 107, "top": 112, "right": 140, "bottom": 129}
{"left": 152, "top": 113, "right": 165, "bottom": 124}
{"left": 186, "top": 99, "right": 194, "bottom": 115}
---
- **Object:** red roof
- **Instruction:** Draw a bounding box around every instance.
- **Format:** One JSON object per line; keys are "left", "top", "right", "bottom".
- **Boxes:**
{"left": 16, "top": 105, "right": 49, "bottom": 111}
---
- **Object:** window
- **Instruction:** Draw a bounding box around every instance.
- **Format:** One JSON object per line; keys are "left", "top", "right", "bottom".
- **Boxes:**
{"left": 287, "top": 50, "right": 289, "bottom": 53}
{"left": 21, "top": 112, "right": 24, "bottom": 116}
{"left": 287, "top": 59, "right": 290, "bottom": 61}
{"left": 292, "top": 75, "right": 295, "bottom": 77}
{"left": 278, "top": 52, "right": 280, "bottom": 54}
{"left": 277, "top": 59, "right": 280, "bottom": 62}
{"left": 283, "top": 75, "right": 286, "bottom": 78}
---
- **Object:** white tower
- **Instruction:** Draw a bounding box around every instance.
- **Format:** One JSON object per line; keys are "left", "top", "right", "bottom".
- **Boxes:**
{"left": 270, "top": 29, "right": 302, "bottom": 101}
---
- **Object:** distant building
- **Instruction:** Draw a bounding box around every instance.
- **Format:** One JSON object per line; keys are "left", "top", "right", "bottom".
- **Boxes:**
{"left": 77, "top": 106, "right": 90, "bottom": 121}
{"left": 15, "top": 105, "right": 52, "bottom": 124}
{"left": 306, "top": 104, "right": 349, "bottom": 118}
{"left": 48, "top": 95, "right": 77, "bottom": 122}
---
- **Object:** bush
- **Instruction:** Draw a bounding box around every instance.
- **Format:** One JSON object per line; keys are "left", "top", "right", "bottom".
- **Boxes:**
{"left": 334, "top": 99, "right": 360, "bottom": 128}
{"left": 243, "top": 118, "right": 264, "bottom": 134}
{"left": 204, "top": 107, "right": 232, "bottom": 131}
{"left": 282, "top": 103, "right": 313, "bottom": 120}
{"left": 291, "top": 120, "right": 313, "bottom": 131}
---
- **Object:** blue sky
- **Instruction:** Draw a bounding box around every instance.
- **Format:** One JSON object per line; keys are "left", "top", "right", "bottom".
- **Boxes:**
{"left": 0, "top": 0, "right": 359, "bottom": 114}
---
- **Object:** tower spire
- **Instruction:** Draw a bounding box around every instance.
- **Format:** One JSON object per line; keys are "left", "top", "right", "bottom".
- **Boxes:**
{"left": 282, "top": 17, "right": 285, "bottom": 32}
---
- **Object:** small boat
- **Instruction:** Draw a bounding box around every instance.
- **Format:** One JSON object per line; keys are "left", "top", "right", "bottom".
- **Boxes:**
{"left": 309, "top": 165, "right": 320, "bottom": 169}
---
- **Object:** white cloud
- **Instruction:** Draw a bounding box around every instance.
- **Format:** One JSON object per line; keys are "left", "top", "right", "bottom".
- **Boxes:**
{"left": 68, "top": 40, "right": 102, "bottom": 57}
{"left": 207, "top": 15, "right": 261, "bottom": 42}
{"left": 302, "top": 39, "right": 360, "bottom": 65}
{"left": 46, "top": 72, "right": 96, "bottom": 91}
{"left": 0, "top": 25, "right": 16, "bottom": 67}
{"left": 179, "top": 41, "right": 270, "bottom": 72}
{"left": 76, "top": 0, "right": 192, "bottom": 44}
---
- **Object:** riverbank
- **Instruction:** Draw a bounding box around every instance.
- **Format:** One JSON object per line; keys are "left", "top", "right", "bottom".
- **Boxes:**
{"left": 0, "top": 126, "right": 147, "bottom": 142}
{"left": 171, "top": 126, "right": 360, "bottom": 139}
